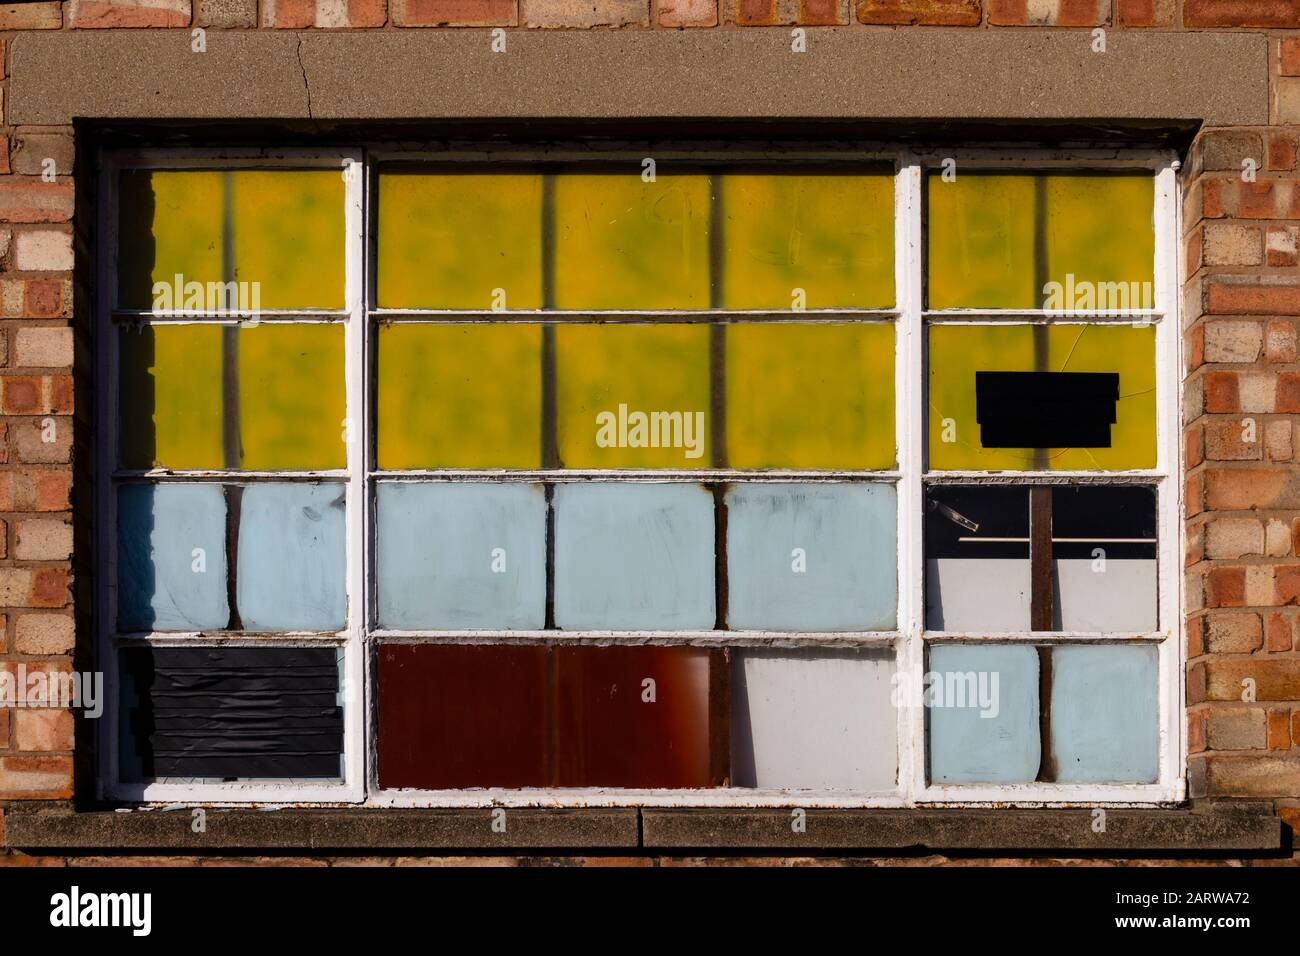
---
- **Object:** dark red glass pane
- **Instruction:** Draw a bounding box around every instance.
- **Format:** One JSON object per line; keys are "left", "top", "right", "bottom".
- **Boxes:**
{"left": 377, "top": 644, "right": 549, "bottom": 789}
{"left": 555, "top": 645, "right": 723, "bottom": 788}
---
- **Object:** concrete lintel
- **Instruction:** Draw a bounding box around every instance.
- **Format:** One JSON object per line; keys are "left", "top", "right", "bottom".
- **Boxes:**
{"left": 12, "top": 29, "right": 1268, "bottom": 128}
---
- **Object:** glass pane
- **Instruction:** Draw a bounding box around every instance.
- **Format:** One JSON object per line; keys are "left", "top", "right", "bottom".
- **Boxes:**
{"left": 925, "top": 486, "right": 1031, "bottom": 632}
{"left": 377, "top": 644, "right": 550, "bottom": 789}
{"left": 927, "top": 323, "right": 1157, "bottom": 471}
{"left": 117, "top": 483, "right": 229, "bottom": 632}
{"left": 928, "top": 644, "right": 1040, "bottom": 784}
{"left": 376, "top": 482, "right": 547, "bottom": 630}
{"left": 726, "top": 483, "right": 896, "bottom": 631}
{"left": 556, "top": 323, "right": 710, "bottom": 468}
{"left": 236, "top": 483, "right": 346, "bottom": 631}
{"left": 553, "top": 173, "right": 711, "bottom": 309}
{"left": 121, "top": 646, "right": 343, "bottom": 781}
{"left": 119, "top": 324, "right": 224, "bottom": 470}
{"left": 376, "top": 170, "right": 543, "bottom": 310}
{"left": 553, "top": 482, "right": 715, "bottom": 630}
{"left": 1052, "top": 486, "right": 1157, "bottom": 632}
{"left": 555, "top": 646, "right": 721, "bottom": 788}
{"left": 926, "top": 172, "right": 1154, "bottom": 310}
{"left": 376, "top": 323, "right": 542, "bottom": 469}
{"left": 120, "top": 323, "right": 345, "bottom": 471}
{"left": 725, "top": 322, "right": 895, "bottom": 469}
{"left": 1049, "top": 645, "right": 1158, "bottom": 783}
{"left": 118, "top": 169, "right": 345, "bottom": 310}
{"left": 731, "top": 648, "right": 896, "bottom": 791}
{"left": 238, "top": 323, "right": 347, "bottom": 470}
{"left": 721, "top": 171, "right": 894, "bottom": 309}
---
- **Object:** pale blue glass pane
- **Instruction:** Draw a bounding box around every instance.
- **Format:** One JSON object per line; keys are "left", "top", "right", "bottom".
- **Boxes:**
{"left": 237, "top": 483, "right": 346, "bottom": 631}
{"left": 928, "top": 644, "right": 1040, "bottom": 784}
{"left": 553, "top": 483, "right": 714, "bottom": 630}
{"left": 117, "top": 483, "right": 228, "bottom": 632}
{"left": 376, "top": 482, "right": 546, "bottom": 630}
{"left": 1051, "top": 645, "right": 1158, "bottom": 784}
{"left": 726, "top": 483, "right": 896, "bottom": 631}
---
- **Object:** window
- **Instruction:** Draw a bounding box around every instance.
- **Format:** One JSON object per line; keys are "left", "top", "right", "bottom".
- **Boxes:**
{"left": 97, "top": 146, "right": 1182, "bottom": 806}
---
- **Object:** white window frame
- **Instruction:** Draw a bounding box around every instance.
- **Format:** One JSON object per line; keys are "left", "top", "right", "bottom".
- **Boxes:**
{"left": 95, "top": 144, "right": 1184, "bottom": 808}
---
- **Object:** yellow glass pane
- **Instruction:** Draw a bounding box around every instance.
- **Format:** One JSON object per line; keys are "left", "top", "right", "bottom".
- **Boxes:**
{"left": 377, "top": 171, "right": 544, "bottom": 310}
{"left": 553, "top": 174, "right": 711, "bottom": 310}
{"left": 377, "top": 323, "right": 542, "bottom": 469}
{"left": 117, "top": 169, "right": 345, "bottom": 310}
{"left": 238, "top": 323, "right": 346, "bottom": 469}
{"left": 118, "top": 324, "right": 223, "bottom": 470}
{"left": 231, "top": 171, "right": 346, "bottom": 310}
{"left": 556, "top": 324, "right": 710, "bottom": 468}
{"left": 927, "top": 323, "right": 1156, "bottom": 471}
{"left": 726, "top": 323, "right": 895, "bottom": 469}
{"left": 722, "top": 173, "right": 894, "bottom": 309}
{"left": 927, "top": 173, "right": 1154, "bottom": 311}
{"left": 118, "top": 171, "right": 224, "bottom": 311}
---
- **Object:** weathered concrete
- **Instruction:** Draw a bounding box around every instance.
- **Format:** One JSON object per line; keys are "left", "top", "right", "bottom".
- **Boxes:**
{"left": 4, "top": 807, "right": 641, "bottom": 850}
{"left": 3, "top": 806, "right": 1282, "bottom": 853}
{"left": 640, "top": 808, "right": 1284, "bottom": 852}
{"left": 12, "top": 29, "right": 1268, "bottom": 127}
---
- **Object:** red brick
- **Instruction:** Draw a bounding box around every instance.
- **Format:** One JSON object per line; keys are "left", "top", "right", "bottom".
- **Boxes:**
{"left": 1267, "top": 318, "right": 1298, "bottom": 360}
{"left": 735, "top": 0, "right": 775, "bottom": 21}
{"left": 1, "top": 376, "right": 40, "bottom": 415}
{"left": 262, "top": 0, "right": 313, "bottom": 25}
{"left": 658, "top": 0, "right": 716, "bottom": 25}
{"left": 1284, "top": 38, "right": 1300, "bottom": 76}
{"left": 799, "top": 0, "right": 841, "bottom": 22}
{"left": 14, "top": 709, "right": 73, "bottom": 752}
{"left": 29, "top": 569, "right": 69, "bottom": 609}
{"left": 1277, "top": 567, "right": 1300, "bottom": 606}
{"left": 1205, "top": 420, "right": 1261, "bottom": 461}
{"left": 1266, "top": 226, "right": 1300, "bottom": 268}
{"left": 393, "top": 0, "right": 514, "bottom": 23}
{"left": 24, "top": 281, "right": 66, "bottom": 319}
{"left": 0, "top": 755, "right": 72, "bottom": 799}
{"left": 0, "top": 2, "right": 62, "bottom": 28}
{"left": 347, "top": 0, "right": 387, "bottom": 24}
{"left": 69, "top": 0, "right": 191, "bottom": 27}
{"left": 857, "top": 0, "right": 977, "bottom": 23}
{"left": 1278, "top": 373, "right": 1300, "bottom": 412}
{"left": 1205, "top": 468, "right": 1290, "bottom": 510}
{"left": 1185, "top": 0, "right": 1300, "bottom": 28}
{"left": 1238, "top": 182, "right": 1280, "bottom": 219}
{"left": 1206, "top": 278, "right": 1300, "bottom": 317}
{"left": 1266, "top": 612, "right": 1295, "bottom": 651}
{"left": 1206, "top": 567, "right": 1247, "bottom": 608}
{"left": 1116, "top": 0, "right": 1173, "bottom": 26}
{"left": 0, "top": 184, "right": 74, "bottom": 225}
{"left": 990, "top": 0, "right": 1106, "bottom": 25}
{"left": 1269, "top": 133, "right": 1298, "bottom": 171}
{"left": 1186, "top": 227, "right": 1204, "bottom": 276}
{"left": 1203, "top": 179, "right": 1227, "bottom": 218}
{"left": 1188, "top": 712, "right": 1206, "bottom": 753}
{"left": 1203, "top": 371, "right": 1241, "bottom": 413}
{"left": 1206, "top": 659, "right": 1300, "bottom": 700}
{"left": 1187, "top": 424, "right": 1205, "bottom": 469}
{"left": 522, "top": 0, "right": 648, "bottom": 26}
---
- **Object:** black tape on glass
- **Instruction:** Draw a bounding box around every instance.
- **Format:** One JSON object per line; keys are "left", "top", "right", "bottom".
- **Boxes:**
{"left": 974, "top": 371, "right": 1119, "bottom": 449}
{"left": 123, "top": 646, "right": 344, "bottom": 780}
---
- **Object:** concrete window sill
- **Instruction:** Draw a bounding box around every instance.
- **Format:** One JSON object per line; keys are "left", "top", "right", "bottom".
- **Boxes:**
{"left": 1, "top": 806, "right": 1283, "bottom": 854}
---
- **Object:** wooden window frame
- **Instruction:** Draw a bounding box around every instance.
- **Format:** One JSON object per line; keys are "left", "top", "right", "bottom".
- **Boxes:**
{"left": 94, "top": 144, "right": 1184, "bottom": 807}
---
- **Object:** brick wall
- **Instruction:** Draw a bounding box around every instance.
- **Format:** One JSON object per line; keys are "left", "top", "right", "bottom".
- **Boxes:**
{"left": 0, "top": 0, "right": 1298, "bottom": 863}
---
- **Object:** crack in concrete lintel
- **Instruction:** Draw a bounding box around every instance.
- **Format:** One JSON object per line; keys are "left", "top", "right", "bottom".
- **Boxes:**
{"left": 295, "top": 33, "right": 314, "bottom": 120}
